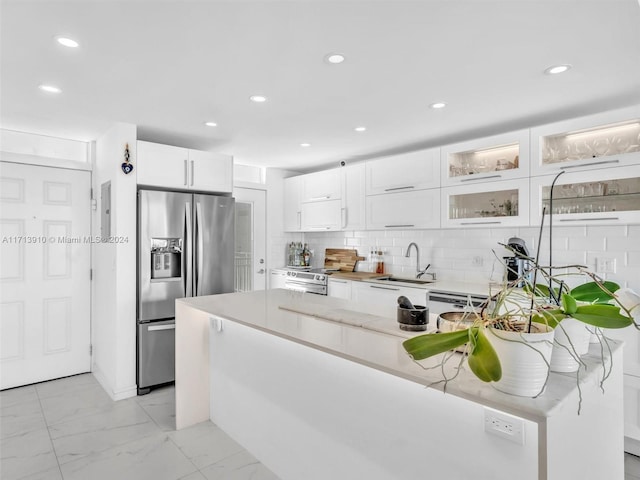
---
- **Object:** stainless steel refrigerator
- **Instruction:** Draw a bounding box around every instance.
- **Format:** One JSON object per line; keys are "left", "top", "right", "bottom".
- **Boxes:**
{"left": 137, "top": 189, "right": 235, "bottom": 394}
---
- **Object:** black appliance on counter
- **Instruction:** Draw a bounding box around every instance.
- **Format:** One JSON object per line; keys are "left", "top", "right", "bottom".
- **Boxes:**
{"left": 503, "top": 237, "right": 531, "bottom": 287}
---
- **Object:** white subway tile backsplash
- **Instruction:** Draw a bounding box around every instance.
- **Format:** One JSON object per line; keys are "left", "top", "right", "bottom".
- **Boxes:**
{"left": 568, "top": 235, "right": 606, "bottom": 252}
{"left": 587, "top": 225, "right": 628, "bottom": 238}
{"left": 608, "top": 236, "right": 640, "bottom": 252}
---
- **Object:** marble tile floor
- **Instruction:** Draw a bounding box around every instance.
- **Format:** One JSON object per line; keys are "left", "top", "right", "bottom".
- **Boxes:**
{"left": 0, "top": 374, "right": 280, "bottom": 480}
{"left": 3, "top": 373, "right": 640, "bottom": 479}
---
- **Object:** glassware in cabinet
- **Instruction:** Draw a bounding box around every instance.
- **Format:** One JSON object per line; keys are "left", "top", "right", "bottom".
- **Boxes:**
{"left": 441, "top": 129, "right": 529, "bottom": 186}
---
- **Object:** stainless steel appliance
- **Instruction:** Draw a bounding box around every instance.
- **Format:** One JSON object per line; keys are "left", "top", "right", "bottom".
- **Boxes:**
{"left": 272, "top": 267, "right": 328, "bottom": 295}
{"left": 137, "top": 189, "right": 235, "bottom": 394}
{"left": 503, "top": 236, "right": 531, "bottom": 287}
{"left": 427, "top": 290, "right": 489, "bottom": 316}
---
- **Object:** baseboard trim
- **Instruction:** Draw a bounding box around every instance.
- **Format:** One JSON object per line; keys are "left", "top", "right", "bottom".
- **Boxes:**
{"left": 92, "top": 363, "right": 136, "bottom": 401}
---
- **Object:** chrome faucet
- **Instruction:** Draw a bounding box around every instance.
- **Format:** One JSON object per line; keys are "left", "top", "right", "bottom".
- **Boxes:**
{"left": 405, "top": 242, "right": 436, "bottom": 280}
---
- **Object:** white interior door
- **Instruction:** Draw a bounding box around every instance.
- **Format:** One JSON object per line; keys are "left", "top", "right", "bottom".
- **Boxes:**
{"left": 0, "top": 162, "right": 91, "bottom": 389}
{"left": 233, "top": 188, "right": 266, "bottom": 291}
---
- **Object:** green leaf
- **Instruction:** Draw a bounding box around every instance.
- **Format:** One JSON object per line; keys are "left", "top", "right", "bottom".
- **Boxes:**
{"left": 531, "top": 309, "right": 565, "bottom": 328}
{"left": 570, "top": 281, "right": 620, "bottom": 303}
{"left": 402, "top": 329, "right": 470, "bottom": 360}
{"left": 467, "top": 328, "right": 502, "bottom": 382}
{"left": 524, "top": 283, "right": 552, "bottom": 297}
{"left": 570, "top": 304, "right": 633, "bottom": 329}
{"left": 561, "top": 293, "right": 577, "bottom": 314}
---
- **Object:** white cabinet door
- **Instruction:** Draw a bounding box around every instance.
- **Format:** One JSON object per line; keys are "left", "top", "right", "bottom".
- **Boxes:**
{"left": 365, "top": 148, "right": 440, "bottom": 195}
{"left": 622, "top": 374, "right": 640, "bottom": 454}
{"left": 366, "top": 189, "right": 440, "bottom": 230}
{"left": 327, "top": 278, "right": 352, "bottom": 299}
{"left": 530, "top": 105, "right": 640, "bottom": 176}
{"left": 302, "top": 168, "right": 342, "bottom": 202}
{"left": 441, "top": 178, "right": 529, "bottom": 228}
{"left": 284, "top": 176, "right": 303, "bottom": 232}
{"left": 137, "top": 140, "right": 189, "bottom": 189}
{"left": 189, "top": 150, "right": 233, "bottom": 193}
{"left": 530, "top": 165, "right": 640, "bottom": 226}
{"left": 440, "top": 129, "right": 530, "bottom": 186}
{"left": 351, "top": 282, "right": 428, "bottom": 310}
{"left": 302, "top": 199, "right": 342, "bottom": 231}
{"left": 342, "top": 163, "right": 366, "bottom": 231}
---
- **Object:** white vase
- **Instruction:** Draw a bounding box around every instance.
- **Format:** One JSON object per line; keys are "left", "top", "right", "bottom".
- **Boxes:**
{"left": 487, "top": 324, "right": 555, "bottom": 397}
{"left": 549, "top": 318, "right": 591, "bottom": 373}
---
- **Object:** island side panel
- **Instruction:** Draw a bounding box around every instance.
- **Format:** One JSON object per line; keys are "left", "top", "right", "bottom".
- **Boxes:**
{"left": 545, "top": 347, "right": 624, "bottom": 480}
{"left": 175, "top": 301, "right": 211, "bottom": 429}
{"left": 209, "top": 318, "right": 540, "bottom": 480}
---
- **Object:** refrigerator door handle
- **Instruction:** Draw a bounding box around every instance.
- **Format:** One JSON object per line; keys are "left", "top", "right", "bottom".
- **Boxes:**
{"left": 195, "top": 201, "right": 204, "bottom": 296}
{"left": 184, "top": 202, "right": 193, "bottom": 297}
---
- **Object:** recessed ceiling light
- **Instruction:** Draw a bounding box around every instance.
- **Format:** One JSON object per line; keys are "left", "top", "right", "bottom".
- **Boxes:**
{"left": 55, "top": 36, "right": 79, "bottom": 48}
{"left": 325, "top": 53, "right": 345, "bottom": 64}
{"left": 430, "top": 102, "right": 446, "bottom": 109}
{"left": 300, "top": 143, "right": 311, "bottom": 147}
{"left": 544, "top": 64, "right": 572, "bottom": 75}
{"left": 354, "top": 126, "right": 366, "bottom": 132}
{"left": 204, "top": 122, "right": 217, "bottom": 127}
{"left": 250, "top": 95, "right": 267, "bottom": 103}
{"left": 38, "top": 84, "right": 61, "bottom": 94}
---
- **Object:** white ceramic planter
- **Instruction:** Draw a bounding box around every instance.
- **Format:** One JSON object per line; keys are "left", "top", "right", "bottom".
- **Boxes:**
{"left": 550, "top": 318, "right": 591, "bottom": 373}
{"left": 487, "top": 324, "right": 555, "bottom": 397}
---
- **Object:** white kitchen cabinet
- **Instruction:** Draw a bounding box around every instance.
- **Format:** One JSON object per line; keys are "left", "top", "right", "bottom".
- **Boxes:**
{"left": 530, "top": 165, "right": 640, "bottom": 226}
{"left": 623, "top": 374, "right": 640, "bottom": 456}
{"left": 327, "top": 277, "right": 352, "bottom": 299}
{"left": 137, "top": 140, "right": 233, "bottom": 192}
{"left": 366, "top": 188, "right": 440, "bottom": 230}
{"left": 351, "top": 281, "right": 428, "bottom": 310}
{"left": 440, "top": 129, "right": 529, "bottom": 186}
{"left": 283, "top": 176, "right": 303, "bottom": 232}
{"left": 342, "top": 163, "right": 366, "bottom": 231}
{"left": 530, "top": 105, "right": 640, "bottom": 176}
{"left": 441, "top": 178, "right": 529, "bottom": 228}
{"left": 365, "top": 148, "right": 440, "bottom": 195}
{"left": 302, "top": 168, "right": 342, "bottom": 202}
{"left": 302, "top": 200, "right": 342, "bottom": 231}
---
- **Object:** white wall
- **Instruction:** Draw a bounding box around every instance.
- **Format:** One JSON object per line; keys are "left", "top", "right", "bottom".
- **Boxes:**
{"left": 92, "top": 123, "right": 137, "bottom": 400}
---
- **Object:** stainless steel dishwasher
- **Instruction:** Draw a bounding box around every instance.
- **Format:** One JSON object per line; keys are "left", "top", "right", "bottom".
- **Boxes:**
{"left": 427, "top": 290, "right": 489, "bottom": 315}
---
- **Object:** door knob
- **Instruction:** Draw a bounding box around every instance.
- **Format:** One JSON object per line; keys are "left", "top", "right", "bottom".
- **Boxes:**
{"left": 257, "top": 269, "right": 265, "bottom": 274}
{"left": 259, "top": 259, "right": 264, "bottom": 264}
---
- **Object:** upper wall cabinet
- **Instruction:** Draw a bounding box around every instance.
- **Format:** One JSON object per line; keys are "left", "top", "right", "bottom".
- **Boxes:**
{"left": 284, "top": 176, "right": 303, "bottom": 232}
{"left": 137, "top": 141, "right": 233, "bottom": 192}
{"left": 440, "top": 130, "right": 530, "bottom": 187}
{"left": 530, "top": 165, "right": 640, "bottom": 226}
{"left": 342, "top": 163, "right": 366, "bottom": 231}
{"left": 366, "top": 189, "right": 440, "bottom": 230}
{"left": 530, "top": 105, "right": 640, "bottom": 176}
{"left": 441, "top": 178, "right": 530, "bottom": 228}
{"left": 365, "top": 149, "right": 440, "bottom": 195}
{"left": 302, "top": 168, "right": 342, "bottom": 202}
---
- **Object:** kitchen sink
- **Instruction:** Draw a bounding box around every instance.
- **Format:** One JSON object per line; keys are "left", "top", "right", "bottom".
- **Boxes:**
{"left": 375, "top": 277, "right": 434, "bottom": 285}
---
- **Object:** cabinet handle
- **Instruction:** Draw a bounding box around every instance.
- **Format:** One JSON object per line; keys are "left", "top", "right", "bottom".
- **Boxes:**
{"left": 384, "top": 186, "right": 414, "bottom": 192}
{"left": 460, "top": 175, "right": 502, "bottom": 182}
{"left": 190, "top": 160, "right": 195, "bottom": 186}
{"left": 184, "top": 160, "right": 188, "bottom": 186}
{"left": 310, "top": 195, "right": 331, "bottom": 200}
{"left": 309, "top": 226, "right": 331, "bottom": 230}
{"left": 384, "top": 224, "right": 415, "bottom": 228}
{"left": 370, "top": 285, "right": 400, "bottom": 291}
{"left": 297, "top": 211, "right": 301, "bottom": 229}
{"left": 147, "top": 324, "right": 176, "bottom": 332}
{"left": 460, "top": 221, "right": 502, "bottom": 225}
{"left": 559, "top": 217, "right": 619, "bottom": 222}
{"left": 560, "top": 159, "right": 619, "bottom": 170}
{"left": 331, "top": 280, "right": 348, "bottom": 284}
{"left": 341, "top": 207, "right": 347, "bottom": 229}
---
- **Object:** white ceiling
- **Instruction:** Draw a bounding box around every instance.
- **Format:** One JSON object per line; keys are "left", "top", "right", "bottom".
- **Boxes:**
{"left": 2, "top": 0, "right": 640, "bottom": 172}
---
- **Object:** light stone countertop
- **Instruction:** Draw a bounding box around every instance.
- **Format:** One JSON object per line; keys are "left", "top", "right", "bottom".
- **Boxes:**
{"left": 178, "top": 288, "right": 621, "bottom": 423}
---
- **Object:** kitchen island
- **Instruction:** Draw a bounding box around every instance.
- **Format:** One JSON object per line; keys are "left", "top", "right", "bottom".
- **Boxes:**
{"left": 175, "top": 289, "right": 623, "bottom": 480}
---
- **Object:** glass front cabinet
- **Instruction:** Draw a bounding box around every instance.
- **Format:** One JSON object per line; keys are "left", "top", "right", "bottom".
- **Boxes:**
{"left": 441, "top": 178, "right": 530, "bottom": 228}
{"left": 530, "top": 165, "right": 640, "bottom": 225}
{"left": 440, "top": 129, "right": 530, "bottom": 187}
{"left": 530, "top": 105, "right": 640, "bottom": 176}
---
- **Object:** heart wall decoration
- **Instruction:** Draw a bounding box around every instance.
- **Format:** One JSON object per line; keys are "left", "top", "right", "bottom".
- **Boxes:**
{"left": 121, "top": 143, "right": 134, "bottom": 174}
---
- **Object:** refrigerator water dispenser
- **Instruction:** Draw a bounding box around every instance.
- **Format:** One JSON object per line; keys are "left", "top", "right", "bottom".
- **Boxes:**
{"left": 150, "top": 238, "right": 182, "bottom": 279}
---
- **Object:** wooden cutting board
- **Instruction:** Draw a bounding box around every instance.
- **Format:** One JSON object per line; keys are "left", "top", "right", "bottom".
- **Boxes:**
{"left": 324, "top": 248, "right": 366, "bottom": 272}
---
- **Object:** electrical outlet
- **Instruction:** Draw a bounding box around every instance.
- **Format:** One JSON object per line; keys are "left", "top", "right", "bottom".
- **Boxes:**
{"left": 472, "top": 256, "right": 484, "bottom": 267}
{"left": 484, "top": 408, "right": 525, "bottom": 445}
{"left": 596, "top": 257, "right": 617, "bottom": 274}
